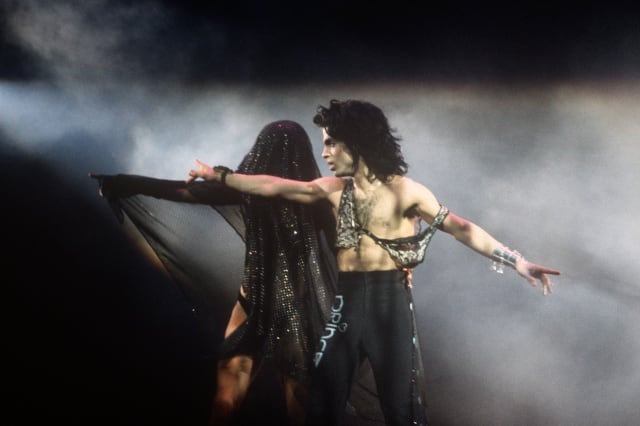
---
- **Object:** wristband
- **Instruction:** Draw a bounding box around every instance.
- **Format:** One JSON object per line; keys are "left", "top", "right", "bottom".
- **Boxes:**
{"left": 491, "top": 245, "right": 523, "bottom": 274}
{"left": 213, "top": 166, "right": 234, "bottom": 185}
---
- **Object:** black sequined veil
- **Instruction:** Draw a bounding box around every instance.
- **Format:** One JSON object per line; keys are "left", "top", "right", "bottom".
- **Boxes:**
{"left": 120, "top": 121, "right": 338, "bottom": 381}
{"left": 108, "top": 120, "right": 430, "bottom": 423}
{"left": 215, "top": 120, "right": 339, "bottom": 380}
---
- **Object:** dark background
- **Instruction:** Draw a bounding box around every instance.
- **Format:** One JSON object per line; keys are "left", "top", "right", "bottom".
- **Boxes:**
{"left": 3, "top": 1, "right": 640, "bottom": 85}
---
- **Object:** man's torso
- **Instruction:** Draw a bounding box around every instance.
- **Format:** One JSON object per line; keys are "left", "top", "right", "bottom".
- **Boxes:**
{"left": 330, "top": 177, "right": 420, "bottom": 272}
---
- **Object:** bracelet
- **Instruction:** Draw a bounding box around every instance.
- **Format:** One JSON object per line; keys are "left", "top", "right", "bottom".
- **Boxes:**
{"left": 491, "top": 245, "right": 523, "bottom": 274}
{"left": 213, "top": 166, "right": 234, "bottom": 185}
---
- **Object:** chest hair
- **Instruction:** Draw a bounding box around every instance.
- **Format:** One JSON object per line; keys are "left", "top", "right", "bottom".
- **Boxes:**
{"left": 354, "top": 192, "right": 378, "bottom": 229}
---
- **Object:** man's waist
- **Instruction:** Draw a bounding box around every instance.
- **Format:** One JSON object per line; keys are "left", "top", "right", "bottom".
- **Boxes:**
{"left": 336, "top": 270, "right": 408, "bottom": 288}
{"left": 336, "top": 247, "right": 399, "bottom": 272}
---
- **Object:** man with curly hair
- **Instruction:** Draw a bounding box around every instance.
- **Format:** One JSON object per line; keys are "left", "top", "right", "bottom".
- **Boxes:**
{"left": 189, "top": 99, "right": 560, "bottom": 425}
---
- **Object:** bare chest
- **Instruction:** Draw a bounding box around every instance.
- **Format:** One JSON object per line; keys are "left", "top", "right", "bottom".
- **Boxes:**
{"left": 353, "top": 190, "right": 409, "bottom": 235}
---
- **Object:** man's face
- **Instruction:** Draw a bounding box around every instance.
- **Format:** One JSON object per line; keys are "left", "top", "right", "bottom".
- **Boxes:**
{"left": 321, "top": 128, "right": 355, "bottom": 177}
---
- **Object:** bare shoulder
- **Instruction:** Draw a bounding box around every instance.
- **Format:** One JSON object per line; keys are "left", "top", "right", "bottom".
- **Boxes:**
{"left": 392, "top": 176, "right": 435, "bottom": 199}
{"left": 314, "top": 176, "right": 346, "bottom": 193}
{"left": 312, "top": 176, "right": 346, "bottom": 206}
{"left": 392, "top": 175, "right": 441, "bottom": 218}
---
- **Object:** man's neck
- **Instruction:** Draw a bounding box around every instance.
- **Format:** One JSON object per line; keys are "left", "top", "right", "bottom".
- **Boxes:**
{"left": 351, "top": 162, "right": 380, "bottom": 190}
{"left": 353, "top": 173, "right": 382, "bottom": 193}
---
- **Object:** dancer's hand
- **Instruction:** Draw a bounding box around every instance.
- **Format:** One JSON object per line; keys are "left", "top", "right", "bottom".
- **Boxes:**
{"left": 187, "top": 159, "right": 215, "bottom": 184}
{"left": 515, "top": 259, "right": 561, "bottom": 296}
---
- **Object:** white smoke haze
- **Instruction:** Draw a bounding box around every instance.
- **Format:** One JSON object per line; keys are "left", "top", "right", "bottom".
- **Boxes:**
{"left": 2, "top": 1, "right": 640, "bottom": 425}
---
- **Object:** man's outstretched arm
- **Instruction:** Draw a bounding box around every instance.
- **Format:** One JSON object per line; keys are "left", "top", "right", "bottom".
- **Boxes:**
{"left": 187, "top": 159, "right": 335, "bottom": 204}
{"left": 410, "top": 178, "right": 561, "bottom": 296}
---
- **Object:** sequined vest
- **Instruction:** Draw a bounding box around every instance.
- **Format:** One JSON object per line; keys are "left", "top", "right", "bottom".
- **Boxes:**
{"left": 336, "top": 178, "right": 449, "bottom": 269}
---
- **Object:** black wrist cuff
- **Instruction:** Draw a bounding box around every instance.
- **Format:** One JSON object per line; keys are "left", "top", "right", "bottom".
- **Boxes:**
{"left": 213, "top": 166, "right": 234, "bottom": 185}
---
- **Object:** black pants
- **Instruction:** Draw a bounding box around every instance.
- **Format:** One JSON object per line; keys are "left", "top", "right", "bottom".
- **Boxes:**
{"left": 307, "top": 270, "right": 417, "bottom": 425}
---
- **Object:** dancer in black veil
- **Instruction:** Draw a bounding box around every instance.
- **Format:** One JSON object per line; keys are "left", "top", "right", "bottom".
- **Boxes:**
{"left": 90, "top": 120, "right": 343, "bottom": 425}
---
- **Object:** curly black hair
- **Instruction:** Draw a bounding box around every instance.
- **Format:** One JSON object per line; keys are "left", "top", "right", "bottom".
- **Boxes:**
{"left": 313, "top": 99, "right": 408, "bottom": 182}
